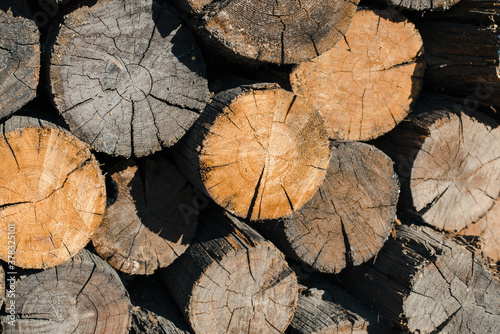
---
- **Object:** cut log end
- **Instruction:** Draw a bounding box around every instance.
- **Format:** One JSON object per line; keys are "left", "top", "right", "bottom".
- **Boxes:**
{"left": 92, "top": 155, "right": 198, "bottom": 275}
{"left": 0, "top": 122, "right": 105, "bottom": 269}
{"left": 1, "top": 250, "right": 131, "bottom": 334}
{"left": 189, "top": 0, "right": 358, "bottom": 64}
{"left": 0, "top": 6, "right": 40, "bottom": 119}
{"left": 49, "top": 0, "right": 209, "bottom": 157}
{"left": 290, "top": 9, "right": 424, "bottom": 141}
{"left": 188, "top": 244, "right": 297, "bottom": 333}
{"left": 185, "top": 85, "right": 330, "bottom": 221}
{"left": 387, "top": 0, "right": 461, "bottom": 11}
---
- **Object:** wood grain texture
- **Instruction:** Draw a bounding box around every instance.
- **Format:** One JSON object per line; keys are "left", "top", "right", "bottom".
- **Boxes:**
{"left": 176, "top": 0, "right": 359, "bottom": 64}
{"left": 161, "top": 209, "right": 298, "bottom": 334}
{"left": 92, "top": 154, "right": 198, "bottom": 275}
{"left": 0, "top": 2, "right": 40, "bottom": 119}
{"left": 459, "top": 199, "right": 500, "bottom": 263}
{"left": 258, "top": 142, "right": 399, "bottom": 274}
{"left": 0, "top": 249, "right": 131, "bottom": 334}
{"left": 290, "top": 9, "right": 424, "bottom": 141}
{"left": 174, "top": 83, "right": 330, "bottom": 221}
{"left": 0, "top": 114, "right": 106, "bottom": 269}
{"left": 376, "top": 96, "right": 500, "bottom": 232}
{"left": 338, "top": 224, "right": 500, "bottom": 334}
{"left": 48, "top": 0, "right": 209, "bottom": 157}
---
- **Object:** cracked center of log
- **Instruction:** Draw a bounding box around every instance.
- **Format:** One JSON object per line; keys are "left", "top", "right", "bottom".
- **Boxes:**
{"left": 116, "top": 64, "right": 153, "bottom": 102}
{"left": 195, "top": 85, "right": 330, "bottom": 220}
{"left": 0, "top": 124, "right": 106, "bottom": 269}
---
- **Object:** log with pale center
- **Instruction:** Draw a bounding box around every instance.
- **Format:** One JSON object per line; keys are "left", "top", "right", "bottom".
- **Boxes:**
{"left": 174, "top": 84, "right": 330, "bottom": 221}
{"left": 290, "top": 9, "right": 424, "bottom": 141}
{"left": 0, "top": 114, "right": 106, "bottom": 269}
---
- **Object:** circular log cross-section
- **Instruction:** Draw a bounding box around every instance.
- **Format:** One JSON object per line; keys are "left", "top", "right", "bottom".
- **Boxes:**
{"left": 183, "top": 0, "right": 359, "bottom": 64}
{"left": 0, "top": 5, "right": 40, "bottom": 119}
{"left": 377, "top": 97, "right": 500, "bottom": 232}
{"left": 259, "top": 142, "right": 399, "bottom": 274}
{"left": 385, "top": 0, "right": 460, "bottom": 11}
{"left": 0, "top": 250, "right": 131, "bottom": 334}
{"left": 290, "top": 9, "right": 424, "bottom": 141}
{"left": 162, "top": 210, "right": 298, "bottom": 334}
{"left": 0, "top": 115, "right": 106, "bottom": 269}
{"left": 175, "top": 84, "right": 330, "bottom": 221}
{"left": 92, "top": 154, "right": 198, "bottom": 275}
{"left": 49, "top": 0, "right": 210, "bottom": 157}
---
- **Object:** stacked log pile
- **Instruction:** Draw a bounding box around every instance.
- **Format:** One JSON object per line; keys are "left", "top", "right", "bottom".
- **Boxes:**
{"left": 0, "top": 0, "right": 499, "bottom": 333}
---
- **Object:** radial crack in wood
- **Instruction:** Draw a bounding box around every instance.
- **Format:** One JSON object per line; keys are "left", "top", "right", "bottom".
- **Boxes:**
{"left": 290, "top": 9, "right": 424, "bottom": 141}
{"left": 174, "top": 83, "right": 330, "bottom": 221}
{"left": 257, "top": 141, "right": 399, "bottom": 274}
{"left": 48, "top": 0, "right": 210, "bottom": 157}
{"left": 175, "top": 0, "right": 359, "bottom": 64}
{"left": 0, "top": 114, "right": 106, "bottom": 269}
{"left": 375, "top": 96, "right": 500, "bottom": 232}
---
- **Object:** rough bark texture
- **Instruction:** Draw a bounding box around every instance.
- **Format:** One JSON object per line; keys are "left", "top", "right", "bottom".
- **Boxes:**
{"left": 92, "top": 154, "right": 198, "bottom": 275}
{"left": 176, "top": 0, "right": 359, "bottom": 64}
{"left": 257, "top": 141, "right": 399, "bottom": 274}
{"left": 0, "top": 113, "right": 106, "bottom": 269}
{"left": 0, "top": 249, "right": 131, "bottom": 334}
{"left": 129, "top": 277, "right": 192, "bottom": 334}
{"left": 375, "top": 96, "right": 500, "bottom": 232}
{"left": 418, "top": 2, "right": 500, "bottom": 116}
{"left": 459, "top": 199, "right": 500, "bottom": 263}
{"left": 337, "top": 224, "right": 500, "bottom": 334}
{"left": 48, "top": 0, "right": 210, "bottom": 157}
{"left": 0, "top": 2, "right": 40, "bottom": 120}
{"left": 385, "top": 0, "right": 460, "bottom": 10}
{"left": 161, "top": 208, "right": 298, "bottom": 334}
{"left": 174, "top": 83, "right": 330, "bottom": 221}
{"left": 290, "top": 9, "right": 424, "bottom": 141}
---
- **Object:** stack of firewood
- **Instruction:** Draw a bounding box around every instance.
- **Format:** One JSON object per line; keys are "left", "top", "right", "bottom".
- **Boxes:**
{"left": 0, "top": 0, "right": 498, "bottom": 333}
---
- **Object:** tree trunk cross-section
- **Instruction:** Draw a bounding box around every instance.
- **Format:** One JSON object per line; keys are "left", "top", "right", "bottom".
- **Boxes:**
{"left": 0, "top": 249, "right": 131, "bottom": 334}
{"left": 0, "top": 114, "right": 106, "bottom": 269}
{"left": 0, "top": 3, "right": 40, "bottom": 120}
{"left": 162, "top": 209, "right": 298, "bottom": 334}
{"left": 338, "top": 224, "right": 500, "bottom": 334}
{"left": 258, "top": 142, "right": 399, "bottom": 274}
{"left": 376, "top": 97, "right": 500, "bottom": 232}
{"left": 92, "top": 154, "right": 198, "bottom": 275}
{"left": 49, "top": 0, "right": 210, "bottom": 157}
{"left": 175, "top": 83, "right": 330, "bottom": 221}
{"left": 177, "top": 0, "right": 359, "bottom": 64}
{"left": 290, "top": 9, "right": 424, "bottom": 141}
